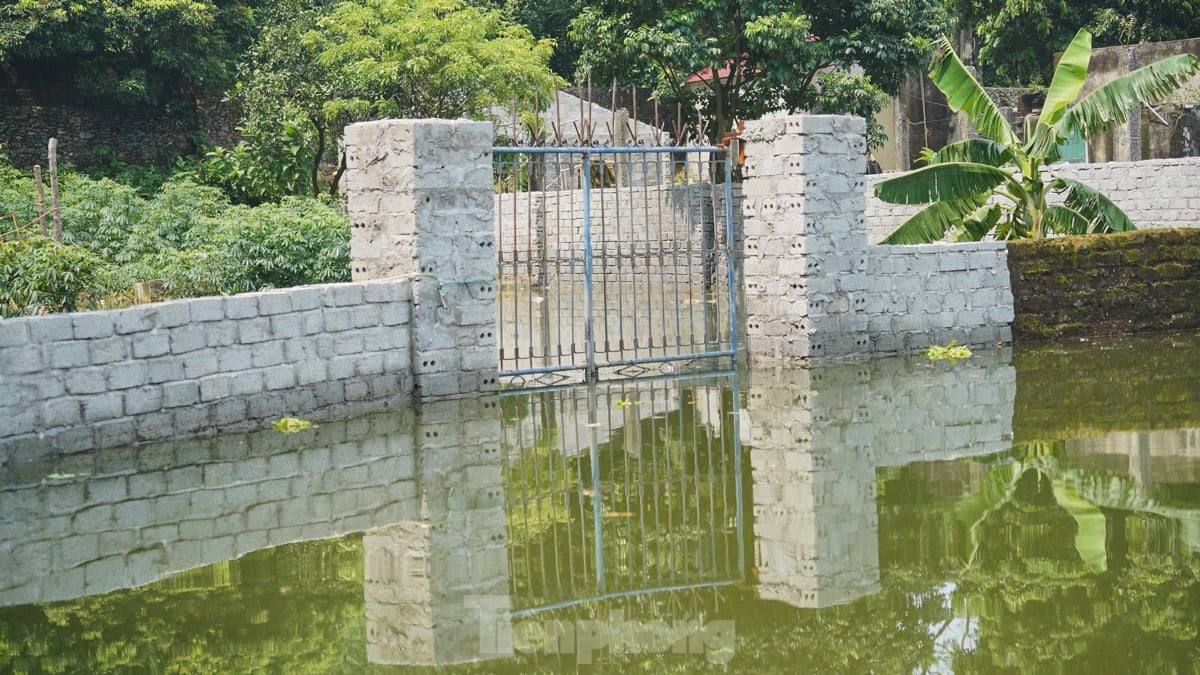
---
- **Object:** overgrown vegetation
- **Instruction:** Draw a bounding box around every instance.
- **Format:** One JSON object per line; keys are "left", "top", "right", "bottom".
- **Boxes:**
{"left": 875, "top": 28, "right": 1200, "bottom": 243}
{"left": 570, "top": 0, "right": 947, "bottom": 145}
{"left": 0, "top": 159, "right": 349, "bottom": 317}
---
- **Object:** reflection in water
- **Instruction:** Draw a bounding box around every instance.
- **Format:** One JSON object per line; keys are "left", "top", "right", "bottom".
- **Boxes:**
{"left": 2, "top": 333, "right": 1200, "bottom": 671}
{"left": 502, "top": 373, "right": 744, "bottom": 614}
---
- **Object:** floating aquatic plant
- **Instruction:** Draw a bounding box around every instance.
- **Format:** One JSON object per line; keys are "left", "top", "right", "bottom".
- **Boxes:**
{"left": 923, "top": 340, "right": 972, "bottom": 362}
{"left": 273, "top": 417, "right": 316, "bottom": 433}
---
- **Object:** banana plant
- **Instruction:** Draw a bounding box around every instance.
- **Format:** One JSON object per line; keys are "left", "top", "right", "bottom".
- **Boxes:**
{"left": 876, "top": 28, "right": 1200, "bottom": 243}
{"left": 955, "top": 444, "right": 1109, "bottom": 573}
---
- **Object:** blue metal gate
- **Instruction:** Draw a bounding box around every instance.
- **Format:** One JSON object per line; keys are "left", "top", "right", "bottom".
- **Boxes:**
{"left": 494, "top": 145, "right": 738, "bottom": 386}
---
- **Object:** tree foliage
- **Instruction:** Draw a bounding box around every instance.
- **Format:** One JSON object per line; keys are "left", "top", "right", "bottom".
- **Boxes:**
{"left": 0, "top": 159, "right": 349, "bottom": 314}
{"left": 0, "top": 0, "right": 263, "bottom": 104}
{"left": 876, "top": 29, "right": 1200, "bottom": 243}
{"left": 569, "top": 0, "right": 947, "bottom": 143}
{"left": 949, "top": 0, "right": 1200, "bottom": 86}
{"left": 230, "top": 0, "right": 559, "bottom": 198}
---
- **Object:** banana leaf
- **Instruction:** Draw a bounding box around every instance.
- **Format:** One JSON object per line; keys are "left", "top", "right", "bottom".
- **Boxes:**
{"left": 1053, "top": 53, "right": 1200, "bottom": 147}
{"left": 1051, "top": 478, "right": 1108, "bottom": 574}
{"left": 1038, "top": 29, "right": 1093, "bottom": 130}
{"left": 922, "top": 138, "right": 1015, "bottom": 167}
{"left": 929, "top": 35, "right": 1018, "bottom": 147}
{"left": 874, "top": 162, "right": 1010, "bottom": 205}
{"left": 1051, "top": 177, "right": 1136, "bottom": 234}
{"left": 952, "top": 202, "right": 1003, "bottom": 242}
{"left": 879, "top": 196, "right": 988, "bottom": 244}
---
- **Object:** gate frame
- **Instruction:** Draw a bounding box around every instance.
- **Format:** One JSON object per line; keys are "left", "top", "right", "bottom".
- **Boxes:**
{"left": 494, "top": 144, "right": 739, "bottom": 383}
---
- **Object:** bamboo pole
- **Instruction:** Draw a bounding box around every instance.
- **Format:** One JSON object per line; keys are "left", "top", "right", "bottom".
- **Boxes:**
{"left": 48, "top": 138, "right": 62, "bottom": 243}
{"left": 33, "top": 165, "right": 47, "bottom": 236}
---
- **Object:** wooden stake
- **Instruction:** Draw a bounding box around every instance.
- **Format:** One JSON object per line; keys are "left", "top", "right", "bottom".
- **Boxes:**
{"left": 48, "top": 138, "right": 62, "bottom": 243}
{"left": 33, "top": 165, "right": 47, "bottom": 237}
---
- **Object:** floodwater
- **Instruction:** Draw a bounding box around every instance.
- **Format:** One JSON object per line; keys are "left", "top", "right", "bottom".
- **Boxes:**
{"left": 2, "top": 332, "right": 1200, "bottom": 672}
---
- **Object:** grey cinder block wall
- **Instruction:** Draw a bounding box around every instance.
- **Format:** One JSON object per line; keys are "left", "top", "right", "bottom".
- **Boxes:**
{"left": 0, "top": 396, "right": 506, "bottom": 640}
{"left": 740, "top": 114, "right": 1014, "bottom": 364}
{"left": 344, "top": 119, "right": 499, "bottom": 399}
{"left": 0, "top": 280, "right": 414, "bottom": 458}
{"left": 745, "top": 352, "right": 1015, "bottom": 608}
{"left": 0, "top": 118, "right": 502, "bottom": 459}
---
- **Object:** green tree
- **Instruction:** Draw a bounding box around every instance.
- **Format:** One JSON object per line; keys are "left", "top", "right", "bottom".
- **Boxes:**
{"left": 230, "top": 0, "right": 559, "bottom": 198}
{"left": 568, "top": 0, "right": 947, "bottom": 144}
{"left": 948, "top": 0, "right": 1200, "bottom": 86}
{"left": 474, "top": 0, "right": 583, "bottom": 78}
{"left": 875, "top": 28, "right": 1199, "bottom": 244}
{"left": 0, "top": 0, "right": 263, "bottom": 105}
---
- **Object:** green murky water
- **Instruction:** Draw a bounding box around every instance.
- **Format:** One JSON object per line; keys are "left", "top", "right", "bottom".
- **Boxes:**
{"left": 3, "top": 332, "right": 1200, "bottom": 672}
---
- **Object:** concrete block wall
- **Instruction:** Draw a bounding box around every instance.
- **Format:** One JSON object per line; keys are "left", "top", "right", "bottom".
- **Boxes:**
{"left": 0, "top": 280, "right": 414, "bottom": 457}
{"left": 0, "top": 394, "right": 508, "bottom": 646}
{"left": 866, "top": 157, "right": 1200, "bottom": 244}
{"left": 345, "top": 119, "right": 498, "bottom": 398}
{"left": 743, "top": 351, "right": 1015, "bottom": 609}
{"left": 0, "top": 408, "right": 420, "bottom": 607}
{"left": 1053, "top": 158, "right": 1200, "bottom": 228}
{"left": 740, "top": 115, "right": 873, "bottom": 363}
{"left": 868, "top": 243, "right": 1013, "bottom": 353}
{"left": 740, "top": 114, "right": 1013, "bottom": 364}
{"left": 365, "top": 397, "right": 508, "bottom": 666}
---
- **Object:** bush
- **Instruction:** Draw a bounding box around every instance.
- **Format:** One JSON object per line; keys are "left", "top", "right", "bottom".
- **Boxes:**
{"left": 0, "top": 159, "right": 351, "bottom": 315}
{"left": 0, "top": 236, "right": 115, "bottom": 316}
{"left": 80, "top": 146, "right": 181, "bottom": 196}
{"left": 197, "top": 120, "right": 315, "bottom": 205}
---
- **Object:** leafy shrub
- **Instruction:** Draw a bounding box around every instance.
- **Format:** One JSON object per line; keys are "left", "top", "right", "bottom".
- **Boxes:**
{"left": 80, "top": 146, "right": 181, "bottom": 196}
{"left": 207, "top": 197, "right": 350, "bottom": 292}
{"left": 0, "top": 236, "right": 115, "bottom": 316}
{"left": 126, "top": 195, "right": 350, "bottom": 296}
{"left": 198, "top": 120, "right": 315, "bottom": 205}
{"left": 0, "top": 159, "right": 351, "bottom": 315}
{"left": 56, "top": 175, "right": 143, "bottom": 261}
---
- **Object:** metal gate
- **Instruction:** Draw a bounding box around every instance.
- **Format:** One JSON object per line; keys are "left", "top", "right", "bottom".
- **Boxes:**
{"left": 494, "top": 144, "right": 738, "bottom": 386}
{"left": 500, "top": 371, "right": 745, "bottom": 614}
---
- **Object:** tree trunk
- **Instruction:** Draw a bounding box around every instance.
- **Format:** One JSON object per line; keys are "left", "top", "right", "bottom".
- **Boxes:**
{"left": 329, "top": 151, "right": 347, "bottom": 197}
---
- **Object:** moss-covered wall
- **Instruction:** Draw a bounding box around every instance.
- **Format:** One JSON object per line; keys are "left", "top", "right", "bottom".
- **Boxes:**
{"left": 1007, "top": 228, "right": 1200, "bottom": 341}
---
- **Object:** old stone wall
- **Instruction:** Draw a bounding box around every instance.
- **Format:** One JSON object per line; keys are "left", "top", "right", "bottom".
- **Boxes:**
{"left": 0, "top": 280, "right": 414, "bottom": 458}
{"left": 866, "top": 157, "right": 1200, "bottom": 244}
{"left": 740, "top": 114, "right": 1014, "bottom": 364}
{"left": 0, "top": 93, "right": 241, "bottom": 168}
{"left": 1007, "top": 228, "right": 1200, "bottom": 341}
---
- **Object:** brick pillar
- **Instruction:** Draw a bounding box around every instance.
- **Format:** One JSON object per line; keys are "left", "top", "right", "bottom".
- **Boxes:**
{"left": 364, "top": 396, "right": 509, "bottom": 666}
{"left": 344, "top": 119, "right": 498, "bottom": 398}
{"left": 745, "top": 367, "right": 880, "bottom": 609}
{"left": 740, "top": 115, "right": 871, "bottom": 363}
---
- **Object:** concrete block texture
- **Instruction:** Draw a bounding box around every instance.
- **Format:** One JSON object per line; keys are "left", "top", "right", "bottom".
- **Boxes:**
{"left": 742, "top": 114, "right": 1014, "bottom": 365}
{"left": 0, "top": 399, "right": 503, "bottom": 616}
{"left": 346, "top": 118, "right": 498, "bottom": 398}
{"left": 0, "top": 280, "right": 416, "bottom": 456}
